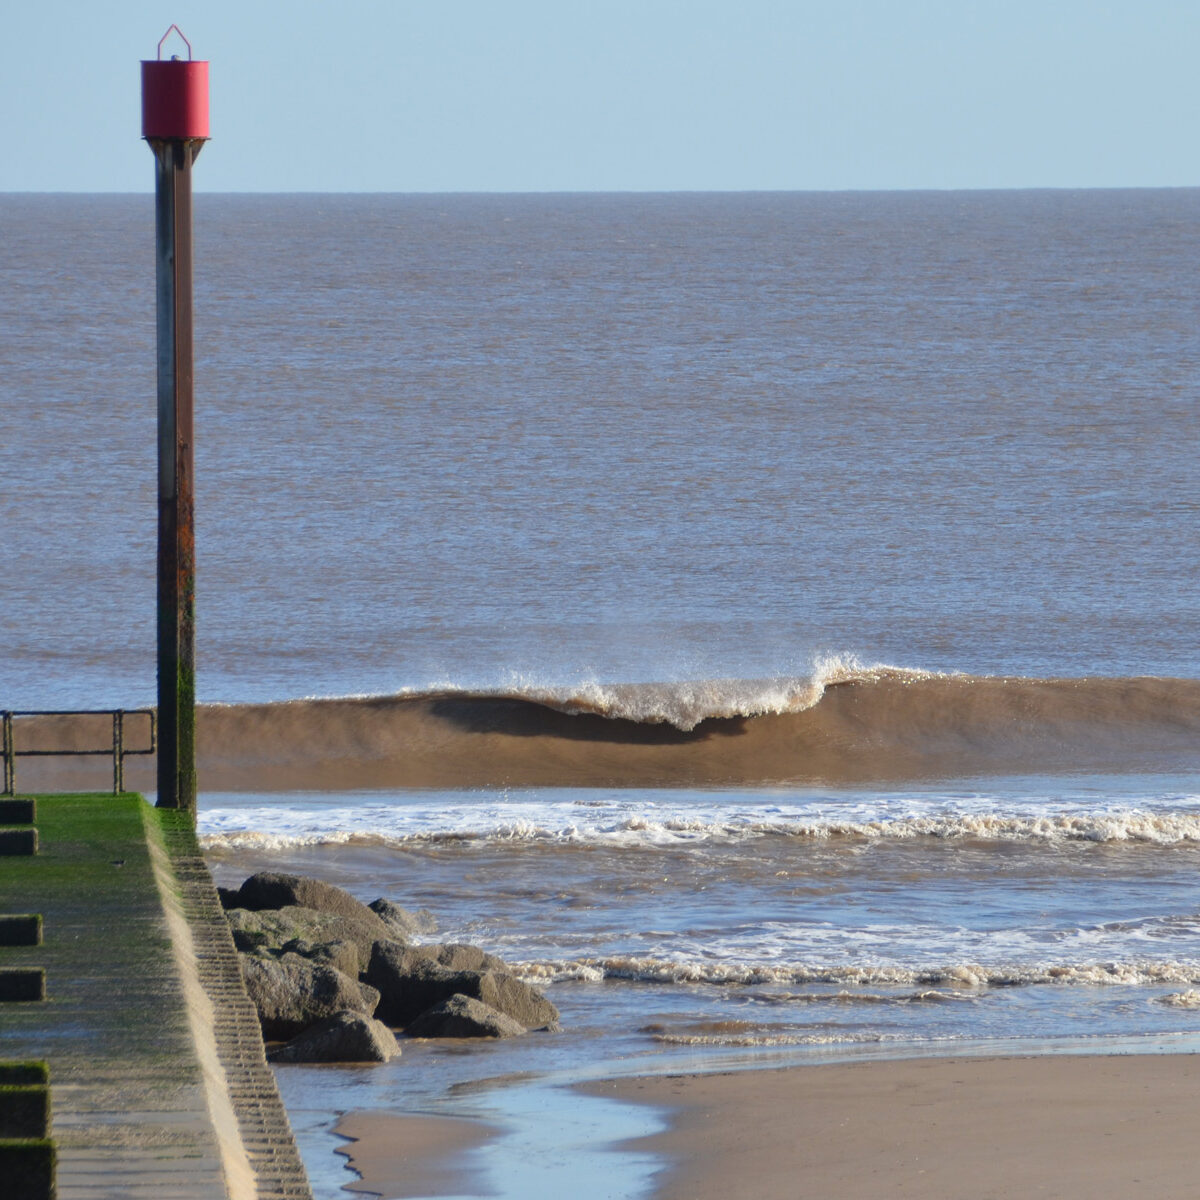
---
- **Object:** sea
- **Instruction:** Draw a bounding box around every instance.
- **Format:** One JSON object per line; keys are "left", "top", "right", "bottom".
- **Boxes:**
{"left": 3, "top": 189, "right": 1200, "bottom": 1197}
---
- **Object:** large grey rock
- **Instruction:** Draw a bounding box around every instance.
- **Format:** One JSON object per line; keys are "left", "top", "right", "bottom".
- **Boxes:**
{"left": 473, "top": 971, "right": 560, "bottom": 1031}
{"left": 406, "top": 994, "right": 527, "bottom": 1039}
{"left": 365, "top": 943, "right": 559, "bottom": 1030}
{"left": 226, "top": 905, "right": 394, "bottom": 972}
{"left": 269, "top": 1011, "right": 400, "bottom": 1063}
{"left": 240, "top": 951, "right": 380, "bottom": 1040}
{"left": 369, "top": 898, "right": 437, "bottom": 939}
{"left": 409, "top": 943, "right": 508, "bottom": 973}
{"left": 281, "top": 937, "right": 360, "bottom": 980}
{"left": 363, "top": 950, "right": 455, "bottom": 1026}
{"left": 235, "top": 872, "right": 381, "bottom": 925}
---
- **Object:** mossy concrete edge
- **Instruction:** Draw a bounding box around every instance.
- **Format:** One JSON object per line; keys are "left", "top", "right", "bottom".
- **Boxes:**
{"left": 142, "top": 802, "right": 258, "bottom": 1200}
{"left": 147, "top": 799, "right": 315, "bottom": 1200}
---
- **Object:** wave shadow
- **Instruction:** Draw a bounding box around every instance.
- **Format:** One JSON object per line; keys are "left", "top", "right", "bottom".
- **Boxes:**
{"left": 428, "top": 696, "right": 748, "bottom": 744}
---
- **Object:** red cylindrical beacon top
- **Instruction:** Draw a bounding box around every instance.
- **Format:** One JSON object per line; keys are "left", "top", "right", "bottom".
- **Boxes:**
{"left": 142, "top": 59, "right": 209, "bottom": 140}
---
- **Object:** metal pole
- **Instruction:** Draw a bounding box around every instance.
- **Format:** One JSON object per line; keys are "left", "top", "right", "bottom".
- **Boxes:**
{"left": 113, "top": 709, "right": 125, "bottom": 796}
{"left": 152, "top": 138, "right": 198, "bottom": 813}
{"left": 2, "top": 712, "right": 13, "bottom": 796}
{"left": 143, "top": 32, "right": 207, "bottom": 815}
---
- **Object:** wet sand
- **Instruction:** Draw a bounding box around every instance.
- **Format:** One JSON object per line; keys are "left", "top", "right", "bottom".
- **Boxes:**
{"left": 591, "top": 1053, "right": 1200, "bottom": 1199}
{"left": 331, "top": 1052, "right": 1200, "bottom": 1199}
{"left": 335, "top": 1110, "right": 501, "bottom": 1198}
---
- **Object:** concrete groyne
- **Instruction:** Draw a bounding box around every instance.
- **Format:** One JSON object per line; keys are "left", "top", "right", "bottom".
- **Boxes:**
{"left": 0, "top": 793, "right": 312, "bottom": 1199}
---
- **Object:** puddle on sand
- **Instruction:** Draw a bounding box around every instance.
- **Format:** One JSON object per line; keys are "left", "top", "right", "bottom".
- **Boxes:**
{"left": 284, "top": 1072, "right": 667, "bottom": 1200}
{"left": 279, "top": 1029, "right": 1200, "bottom": 1199}
{"left": 460, "top": 1080, "right": 665, "bottom": 1200}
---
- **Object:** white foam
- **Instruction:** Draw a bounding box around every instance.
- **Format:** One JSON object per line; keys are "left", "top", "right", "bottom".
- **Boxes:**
{"left": 745, "top": 989, "right": 979, "bottom": 1006}
{"left": 513, "top": 956, "right": 1200, "bottom": 988}
{"left": 489, "top": 656, "right": 943, "bottom": 731}
{"left": 198, "top": 800, "right": 1200, "bottom": 852}
{"left": 649, "top": 1030, "right": 896, "bottom": 1047}
{"left": 1158, "top": 990, "right": 1200, "bottom": 1008}
{"left": 522, "top": 676, "right": 824, "bottom": 730}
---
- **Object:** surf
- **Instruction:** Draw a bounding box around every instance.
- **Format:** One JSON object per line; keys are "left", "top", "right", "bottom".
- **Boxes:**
{"left": 14, "top": 669, "right": 1200, "bottom": 792}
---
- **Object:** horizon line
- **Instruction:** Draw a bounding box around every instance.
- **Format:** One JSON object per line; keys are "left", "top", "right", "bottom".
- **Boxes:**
{"left": 4, "top": 183, "right": 1200, "bottom": 198}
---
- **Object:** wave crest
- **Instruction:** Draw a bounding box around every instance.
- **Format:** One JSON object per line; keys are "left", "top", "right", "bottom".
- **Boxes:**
{"left": 514, "top": 656, "right": 934, "bottom": 730}
{"left": 17, "top": 668, "right": 1200, "bottom": 791}
{"left": 514, "top": 957, "right": 1200, "bottom": 988}
{"left": 198, "top": 809, "right": 1200, "bottom": 854}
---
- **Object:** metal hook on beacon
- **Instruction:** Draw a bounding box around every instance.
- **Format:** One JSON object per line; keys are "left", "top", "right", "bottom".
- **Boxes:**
{"left": 157, "top": 24, "right": 193, "bottom": 61}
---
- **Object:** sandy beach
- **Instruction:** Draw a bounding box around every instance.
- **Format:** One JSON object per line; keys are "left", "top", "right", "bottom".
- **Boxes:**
{"left": 592, "top": 1053, "right": 1200, "bottom": 1199}
{"left": 336, "top": 1110, "right": 502, "bottom": 1198}
{"left": 338, "top": 1052, "right": 1200, "bottom": 1199}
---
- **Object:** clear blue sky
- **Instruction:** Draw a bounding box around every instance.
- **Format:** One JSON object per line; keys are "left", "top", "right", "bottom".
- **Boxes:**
{"left": 3, "top": 1, "right": 1197, "bottom": 192}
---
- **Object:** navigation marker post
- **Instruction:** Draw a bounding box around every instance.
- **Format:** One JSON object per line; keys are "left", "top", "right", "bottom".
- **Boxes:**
{"left": 142, "top": 27, "right": 209, "bottom": 813}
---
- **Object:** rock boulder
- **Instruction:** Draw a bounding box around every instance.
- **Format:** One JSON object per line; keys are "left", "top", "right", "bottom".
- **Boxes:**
{"left": 279, "top": 937, "right": 361, "bottom": 980}
{"left": 405, "top": 943, "right": 508, "bottom": 973}
{"left": 240, "top": 951, "right": 380, "bottom": 1041}
{"left": 406, "top": 994, "right": 527, "bottom": 1039}
{"left": 269, "top": 1011, "right": 400, "bottom": 1063}
{"left": 226, "top": 905, "right": 394, "bottom": 972}
{"left": 369, "top": 898, "right": 437, "bottom": 939}
{"left": 365, "top": 943, "right": 558, "bottom": 1031}
{"left": 473, "top": 971, "right": 560, "bottom": 1031}
{"left": 234, "top": 872, "right": 381, "bottom": 926}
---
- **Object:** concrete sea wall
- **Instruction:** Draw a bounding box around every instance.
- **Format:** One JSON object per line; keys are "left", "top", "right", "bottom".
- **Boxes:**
{"left": 0, "top": 793, "right": 312, "bottom": 1199}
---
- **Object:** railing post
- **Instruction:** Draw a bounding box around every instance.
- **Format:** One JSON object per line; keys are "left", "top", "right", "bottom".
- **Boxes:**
{"left": 1, "top": 710, "right": 154, "bottom": 797}
{"left": 113, "top": 710, "right": 125, "bottom": 795}
{"left": 2, "top": 712, "right": 13, "bottom": 796}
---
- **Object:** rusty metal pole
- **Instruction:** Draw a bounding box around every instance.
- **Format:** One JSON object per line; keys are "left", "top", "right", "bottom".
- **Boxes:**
{"left": 142, "top": 28, "right": 209, "bottom": 814}
{"left": 152, "top": 138, "right": 197, "bottom": 813}
{"left": 2, "top": 712, "right": 13, "bottom": 796}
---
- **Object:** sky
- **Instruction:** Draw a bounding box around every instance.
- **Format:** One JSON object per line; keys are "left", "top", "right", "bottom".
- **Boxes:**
{"left": 2, "top": 1, "right": 1198, "bottom": 193}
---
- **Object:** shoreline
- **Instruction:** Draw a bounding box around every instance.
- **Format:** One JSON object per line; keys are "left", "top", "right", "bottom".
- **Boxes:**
{"left": 330, "top": 1048, "right": 1200, "bottom": 1199}
{"left": 334, "top": 1110, "right": 502, "bottom": 1199}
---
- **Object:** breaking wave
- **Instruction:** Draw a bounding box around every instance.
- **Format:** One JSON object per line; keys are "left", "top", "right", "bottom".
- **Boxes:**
{"left": 15, "top": 665, "right": 1200, "bottom": 790}
{"left": 507, "top": 656, "right": 908, "bottom": 730}
{"left": 514, "top": 957, "right": 1200, "bottom": 989}
{"left": 197, "top": 808, "right": 1200, "bottom": 853}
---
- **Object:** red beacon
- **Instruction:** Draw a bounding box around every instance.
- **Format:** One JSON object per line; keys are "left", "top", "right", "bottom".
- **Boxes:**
{"left": 141, "top": 25, "right": 209, "bottom": 142}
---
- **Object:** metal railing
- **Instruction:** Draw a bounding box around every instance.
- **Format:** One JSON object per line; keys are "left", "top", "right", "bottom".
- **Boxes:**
{"left": 1, "top": 709, "right": 157, "bottom": 796}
